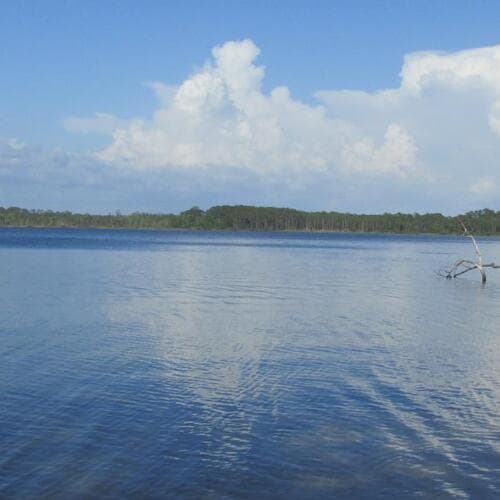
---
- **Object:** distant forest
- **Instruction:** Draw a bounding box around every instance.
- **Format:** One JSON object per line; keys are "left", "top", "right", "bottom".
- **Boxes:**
{"left": 1, "top": 206, "right": 500, "bottom": 235}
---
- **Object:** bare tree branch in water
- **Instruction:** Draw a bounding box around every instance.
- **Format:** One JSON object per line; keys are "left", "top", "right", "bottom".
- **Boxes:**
{"left": 437, "top": 220, "right": 500, "bottom": 283}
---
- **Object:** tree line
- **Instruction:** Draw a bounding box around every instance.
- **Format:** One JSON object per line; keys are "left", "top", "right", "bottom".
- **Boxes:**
{"left": 0, "top": 205, "right": 499, "bottom": 234}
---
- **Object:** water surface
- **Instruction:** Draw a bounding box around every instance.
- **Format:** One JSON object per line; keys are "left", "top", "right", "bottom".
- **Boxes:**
{"left": 1, "top": 229, "right": 500, "bottom": 498}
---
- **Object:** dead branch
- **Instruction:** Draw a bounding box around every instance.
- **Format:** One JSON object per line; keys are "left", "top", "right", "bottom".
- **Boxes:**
{"left": 458, "top": 220, "right": 483, "bottom": 266}
{"left": 438, "top": 221, "right": 499, "bottom": 283}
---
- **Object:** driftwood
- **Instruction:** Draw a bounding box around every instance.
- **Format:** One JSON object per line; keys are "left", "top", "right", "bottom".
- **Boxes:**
{"left": 437, "top": 221, "right": 500, "bottom": 283}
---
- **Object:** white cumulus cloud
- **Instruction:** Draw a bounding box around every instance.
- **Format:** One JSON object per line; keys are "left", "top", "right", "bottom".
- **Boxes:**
{"left": 8, "top": 40, "right": 500, "bottom": 213}
{"left": 318, "top": 44, "right": 500, "bottom": 200}
{"left": 70, "top": 39, "right": 417, "bottom": 178}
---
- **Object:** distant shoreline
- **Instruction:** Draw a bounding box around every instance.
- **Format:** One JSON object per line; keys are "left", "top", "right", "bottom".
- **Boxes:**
{"left": 1, "top": 205, "right": 499, "bottom": 235}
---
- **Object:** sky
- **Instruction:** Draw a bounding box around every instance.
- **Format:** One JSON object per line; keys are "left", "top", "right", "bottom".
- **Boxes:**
{"left": 2, "top": 0, "right": 500, "bottom": 214}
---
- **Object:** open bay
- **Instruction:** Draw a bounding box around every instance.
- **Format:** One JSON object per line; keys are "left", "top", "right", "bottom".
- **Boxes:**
{"left": 1, "top": 228, "right": 499, "bottom": 498}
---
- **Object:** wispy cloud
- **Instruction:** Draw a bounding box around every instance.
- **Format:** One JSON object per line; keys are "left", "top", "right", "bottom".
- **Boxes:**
{"left": 64, "top": 113, "right": 131, "bottom": 135}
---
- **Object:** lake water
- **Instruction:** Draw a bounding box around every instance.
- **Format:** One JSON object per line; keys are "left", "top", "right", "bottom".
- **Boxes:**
{"left": 1, "top": 228, "right": 500, "bottom": 499}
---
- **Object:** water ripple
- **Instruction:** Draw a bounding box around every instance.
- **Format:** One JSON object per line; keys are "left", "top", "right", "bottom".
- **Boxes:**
{"left": 1, "top": 229, "right": 500, "bottom": 498}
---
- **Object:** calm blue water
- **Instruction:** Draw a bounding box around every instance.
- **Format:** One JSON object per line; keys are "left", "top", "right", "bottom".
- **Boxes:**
{"left": 1, "top": 228, "right": 500, "bottom": 499}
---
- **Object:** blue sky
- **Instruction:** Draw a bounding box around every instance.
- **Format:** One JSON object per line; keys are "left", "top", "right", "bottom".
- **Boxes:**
{"left": 2, "top": 1, "right": 500, "bottom": 213}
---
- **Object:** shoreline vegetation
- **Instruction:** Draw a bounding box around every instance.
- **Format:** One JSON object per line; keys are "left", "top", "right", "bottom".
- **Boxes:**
{"left": 1, "top": 206, "right": 500, "bottom": 235}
